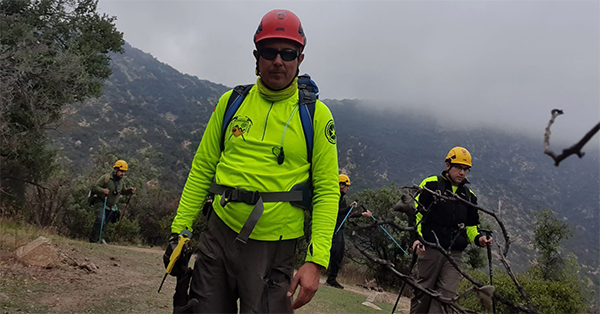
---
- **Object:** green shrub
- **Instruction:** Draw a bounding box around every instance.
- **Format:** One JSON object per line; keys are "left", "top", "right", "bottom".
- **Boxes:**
{"left": 458, "top": 257, "right": 590, "bottom": 313}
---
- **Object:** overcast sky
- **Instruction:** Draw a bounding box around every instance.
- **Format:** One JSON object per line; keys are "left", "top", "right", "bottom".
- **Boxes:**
{"left": 97, "top": 0, "right": 599, "bottom": 147}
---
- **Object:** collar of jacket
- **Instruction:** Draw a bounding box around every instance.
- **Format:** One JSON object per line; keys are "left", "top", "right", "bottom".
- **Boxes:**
{"left": 256, "top": 77, "right": 298, "bottom": 102}
{"left": 112, "top": 172, "right": 122, "bottom": 181}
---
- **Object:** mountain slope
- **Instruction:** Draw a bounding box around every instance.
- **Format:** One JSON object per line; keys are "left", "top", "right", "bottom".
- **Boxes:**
{"left": 51, "top": 43, "right": 600, "bottom": 283}
{"left": 332, "top": 102, "right": 599, "bottom": 279}
{"left": 55, "top": 43, "right": 229, "bottom": 186}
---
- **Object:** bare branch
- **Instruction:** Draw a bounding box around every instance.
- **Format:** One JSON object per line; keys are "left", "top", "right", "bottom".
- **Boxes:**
{"left": 495, "top": 243, "right": 539, "bottom": 312}
{"left": 390, "top": 192, "right": 417, "bottom": 216}
{"left": 351, "top": 228, "right": 542, "bottom": 314}
{"left": 423, "top": 237, "right": 542, "bottom": 314}
{"left": 349, "top": 236, "right": 474, "bottom": 314}
{"left": 420, "top": 237, "right": 483, "bottom": 287}
{"left": 353, "top": 220, "right": 414, "bottom": 233}
{"left": 409, "top": 185, "right": 512, "bottom": 257}
{"left": 544, "top": 109, "right": 600, "bottom": 166}
{"left": 2, "top": 176, "right": 51, "bottom": 193}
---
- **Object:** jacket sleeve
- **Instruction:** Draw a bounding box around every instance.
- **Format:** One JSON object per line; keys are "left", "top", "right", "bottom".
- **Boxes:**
{"left": 171, "top": 91, "right": 232, "bottom": 233}
{"left": 304, "top": 100, "right": 340, "bottom": 268}
{"left": 338, "top": 199, "right": 357, "bottom": 219}
{"left": 465, "top": 189, "right": 482, "bottom": 245}
{"left": 410, "top": 177, "right": 436, "bottom": 242}
{"left": 120, "top": 180, "right": 132, "bottom": 196}
{"left": 92, "top": 174, "right": 108, "bottom": 196}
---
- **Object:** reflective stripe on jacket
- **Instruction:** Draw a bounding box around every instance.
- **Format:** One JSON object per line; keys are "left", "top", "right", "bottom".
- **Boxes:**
{"left": 413, "top": 172, "right": 481, "bottom": 251}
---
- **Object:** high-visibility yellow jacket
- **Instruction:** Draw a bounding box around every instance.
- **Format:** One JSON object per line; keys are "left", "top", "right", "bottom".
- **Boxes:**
{"left": 172, "top": 85, "right": 340, "bottom": 267}
{"left": 413, "top": 172, "right": 482, "bottom": 251}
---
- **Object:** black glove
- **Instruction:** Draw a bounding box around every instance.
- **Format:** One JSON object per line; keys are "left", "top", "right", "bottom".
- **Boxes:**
{"left": 163, "top": 233, "right": 191, "bottom": 277}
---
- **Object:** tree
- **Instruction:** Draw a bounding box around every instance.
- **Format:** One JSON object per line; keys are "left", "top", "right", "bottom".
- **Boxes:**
{"left": 0, "top": 0, "right": 124, "bottom": 212}
{"left": 533, "top": 209, "right": 573, "bottom": 281}
{"left": 350, "top": 185, "right": 414, "bottom": 288}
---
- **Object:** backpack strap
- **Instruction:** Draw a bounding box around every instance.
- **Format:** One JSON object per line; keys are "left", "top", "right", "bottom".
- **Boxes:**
{"left": 213, "top": 76, "right": 320, "bottom": 243}
{"left": 221, "top": 75, "right": 318, "bottom": 164}
{"left": 297, "top": 74, "right": 318, "bottom": 163}
{"left": 106, "top": 173, "right": 122, "bottom": 195}
{"left": 221, "top": 84, "right": 254, "bottom": 151}
{"left": 462, "top": 185, "right": 472, "bottom": 203}
{"left": 436, "top": 175, "right": 447, "bottom": 195}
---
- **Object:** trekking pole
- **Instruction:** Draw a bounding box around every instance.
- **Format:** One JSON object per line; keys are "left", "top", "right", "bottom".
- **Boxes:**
{"left": 335, "top": 199, "right": 358, "bottom": 234}
{"left": 158, "top": 229, "right": 192, "bottom": 293}
{"left": 361, "top": 205, "right": 409, "bottom": 256}
{"left": 98, "top": 196, "right": 108, "bottom": 244}
{"left": 391, "top": 248, "right": 418, "bottom": 314}
{"left": 111, "top": 194, "right": 132, "bottom": 242}
{"left": 480, "top": 229, "right": 495, "bottom": 314}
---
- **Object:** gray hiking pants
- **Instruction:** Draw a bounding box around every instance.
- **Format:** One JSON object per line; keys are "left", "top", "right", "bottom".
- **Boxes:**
{"left": 410, "top": 249, "right": 463, "bottom": 314}
{"left": 189, "top": 212, "right": 297, "bottom": 313}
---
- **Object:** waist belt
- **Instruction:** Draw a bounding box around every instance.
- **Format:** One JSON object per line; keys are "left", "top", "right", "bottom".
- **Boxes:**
{"left": 209, "top": 182, "right": 304, "bottom": 244}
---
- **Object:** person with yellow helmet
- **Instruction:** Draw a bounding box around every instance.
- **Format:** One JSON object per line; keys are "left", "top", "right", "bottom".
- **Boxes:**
{"left": 409, "top": 147, "right": 492, "bottom": 313}
{"left": 325, "top": 174, "right": 372, "bottom": 289}
{"left": 88, "top": 159, "right": 135, "bottom": 243}
{"left": 164, "top": 9, "right": 339, "bottom": 313}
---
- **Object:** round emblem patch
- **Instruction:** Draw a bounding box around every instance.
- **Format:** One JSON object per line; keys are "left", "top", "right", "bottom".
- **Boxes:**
{"left": 325, "top": 119, "right": 336, "bottom": 144}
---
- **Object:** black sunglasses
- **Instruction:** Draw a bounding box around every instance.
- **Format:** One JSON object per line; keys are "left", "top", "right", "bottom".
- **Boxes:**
{"left": 258, "top": 48, "right": 299, "bottom": 61}
{"left": 453, "top": 164, "right": 471, "bottom": 172}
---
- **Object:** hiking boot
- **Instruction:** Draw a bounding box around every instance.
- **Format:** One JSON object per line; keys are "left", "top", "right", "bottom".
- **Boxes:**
{"left": 326, "top": 280, "right": 344, "bottom": 289}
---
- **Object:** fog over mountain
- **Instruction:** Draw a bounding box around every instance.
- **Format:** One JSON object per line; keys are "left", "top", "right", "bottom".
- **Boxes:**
{"left": 97, "top": 0, "right": 600, "bottom": 146}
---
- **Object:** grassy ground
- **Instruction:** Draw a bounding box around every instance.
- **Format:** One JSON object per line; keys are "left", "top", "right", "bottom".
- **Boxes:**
{"left": 0, "top": 219, "right": 410, "bottom": 313}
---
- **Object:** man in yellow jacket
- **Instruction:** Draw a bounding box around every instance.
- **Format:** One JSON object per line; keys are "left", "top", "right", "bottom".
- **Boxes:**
{"left": 410, "top": 147, "right": 492, "bottom": 313}
{"left": 165, "top": 9, "right": 339, "bottom": 313}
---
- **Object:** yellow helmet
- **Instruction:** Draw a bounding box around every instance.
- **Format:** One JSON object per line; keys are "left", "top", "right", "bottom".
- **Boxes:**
{"left": 339, "top": 174, "right": 351, "bottom": 186}
{"left": 445, "top": 147, "right": 472, "bottom": 167}
{"left": 113, "top": 160, "right": 128, "bottom": 171}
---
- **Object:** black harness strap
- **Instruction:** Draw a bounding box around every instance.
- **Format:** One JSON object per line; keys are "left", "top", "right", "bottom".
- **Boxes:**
{"left": 209, "top": 182, "right": 304, "bottom": 244}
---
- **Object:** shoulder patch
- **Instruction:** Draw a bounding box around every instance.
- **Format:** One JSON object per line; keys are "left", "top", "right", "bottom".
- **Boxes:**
{"left": 325, "top": 119, "right": 336, "bottom": 144}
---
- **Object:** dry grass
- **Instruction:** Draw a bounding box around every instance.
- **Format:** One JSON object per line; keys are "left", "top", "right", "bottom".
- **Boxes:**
{"left": 1, "top": 219, "right": 413, "bottom": 313}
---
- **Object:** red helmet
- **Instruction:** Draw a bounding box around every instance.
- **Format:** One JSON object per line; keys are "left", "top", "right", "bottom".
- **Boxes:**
{"left": 254, "top": 9, "right": 306, "bottom": 49}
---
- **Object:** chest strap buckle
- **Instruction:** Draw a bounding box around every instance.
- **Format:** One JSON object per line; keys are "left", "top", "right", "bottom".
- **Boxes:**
{"left": 225, "top": 188, "right": 260, "bottom": 206}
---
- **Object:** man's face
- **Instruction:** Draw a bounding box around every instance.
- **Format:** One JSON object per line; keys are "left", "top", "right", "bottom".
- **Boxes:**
{"left": 340, "top": 184, "right": 349, "bottom": 194}
{"left": 446, "top": 162, "right": 470, "bottom": 185}
{"left": 254, "top": 39, "right": 304, "bottom": 90}
{"left": 114, "top": 169, "right": 126, "bottom": 178}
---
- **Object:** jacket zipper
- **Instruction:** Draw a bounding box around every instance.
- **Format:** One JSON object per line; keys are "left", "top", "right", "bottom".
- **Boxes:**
{"left": 261, "top": 102, "right": 274, "bottom": 141}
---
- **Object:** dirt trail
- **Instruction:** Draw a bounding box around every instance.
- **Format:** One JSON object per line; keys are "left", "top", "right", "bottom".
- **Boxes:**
{"left": 0, "top": 240, "right": 173, "bottom": 313}
{"left": 109, "top": 243, "right": 164, "bottom": 255}
{"left": 1, "top": 239, "right": 412, "bottom": 313}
